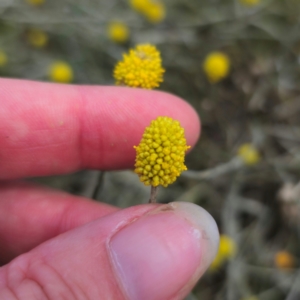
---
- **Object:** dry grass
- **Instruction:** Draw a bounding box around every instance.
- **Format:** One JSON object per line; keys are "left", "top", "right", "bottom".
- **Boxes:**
{"left": 2, "top": 0, "right": 300, "bottom": 299}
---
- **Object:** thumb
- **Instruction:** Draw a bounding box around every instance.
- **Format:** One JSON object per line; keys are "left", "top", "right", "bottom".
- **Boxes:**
{"left": 0, "top": 202, "right": 219, "bottom": 300}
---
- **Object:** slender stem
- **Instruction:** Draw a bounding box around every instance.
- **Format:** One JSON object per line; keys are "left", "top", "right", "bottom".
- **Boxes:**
{"left": 182, "top": 157, "right": 243, "bottom": 180}
{"left": 92, "top": 171, "right": 105, "bottom": 200}
{"left": 149, "top": 186, "right": 158, "bottom": 203}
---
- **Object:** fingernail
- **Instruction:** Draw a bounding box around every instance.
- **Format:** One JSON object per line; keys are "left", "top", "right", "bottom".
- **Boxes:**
{"left": 109, "top": 202, "right": 219, "bottom": 300}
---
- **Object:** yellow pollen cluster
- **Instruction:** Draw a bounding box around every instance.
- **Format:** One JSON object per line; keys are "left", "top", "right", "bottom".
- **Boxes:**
{"left": 203, "top": 51, "right": 230, "bottom": 83}
{"left": 134, "top": 116, "right": 190, "bottom": 187}
{"left": 130, "top": 0, "right": 165, "bottom": 23}
{"left": 27, "top": 29, "right": 48, "bottom": 48}
{"left": 107, "top": 21, "right": 129, "bottom": 43}
{"left": 49, "top": 61, "right": 73, "bottom": 83}
{"left": 114, "top": 44, "right": 164, "bottom": 89}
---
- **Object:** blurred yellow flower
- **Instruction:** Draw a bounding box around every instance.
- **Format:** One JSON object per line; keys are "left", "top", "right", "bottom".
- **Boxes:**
{"left": 239, "top": 0, "right": 260, "bottom": 6}
{"left": 0, "top": 51, "right": 8, "bottom": 67}
{"left": 129, "top": 0, "right": 165, "bottom": 23}
{"left": 144, "top": 2, "right": 165, "bottom": 23}
{"left": 114, "top": 43, "right": 165, "bottom": 89}
{"left": 210, "top": 235, "right": 236, "bottom": 270}
{"left": 130, "top": 0, "right": 149, "bottom": 12}
{"left": 134, "top": 116, "right": 190, "bottom": 187}
{"left": 203, "top": 52, "right": 230, "bottom": 83}
{"left": 275, "top": 251, "right": 295, "bottom": 270}
{"left": 210, "top": 254, "right": 224, "bottom": 271}
{"left": 219, "top": 235, "right": 236, "bottom": 258}
{"left": 49, "top": 61, "right": 73, "bottom": 83}
{"left": 27, "top": 29, "right": 48, "bottom": 48}
{"left": 26, "top": 0, "right": 45, "bottom": 5}
{"left": 107, "top": 21, "right": 129, "bottom": 43}
{"left": 237, "top": 144, "right": 260, "bottom": 165}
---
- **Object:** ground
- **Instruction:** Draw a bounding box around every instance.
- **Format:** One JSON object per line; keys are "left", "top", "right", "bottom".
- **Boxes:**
{"left": 1, "top": 0, "right": 300, "bottom": 299}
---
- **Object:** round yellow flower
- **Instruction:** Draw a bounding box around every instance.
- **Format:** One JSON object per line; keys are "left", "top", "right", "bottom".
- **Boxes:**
{"left": 26, "top": 0, "right": 45, "bottom": 5}
{"left": 144, "top": 2, "right": 165, "bottom": 23}
{"left": 203, "top": 52, "right": 230, "bottom": 83}
{"left": 107, "top": 21, "right": 129, "bottom": 43}
{"left": 210, "top": 235, "right": 236, "bottom": 270}
{"left": 0, "top": 51, "right": 8, "bottom": 67}
{"left": 237, "top": 144, "right": 260, "bottom": 165}
{"left": 27, "top": 29, "right": 48, "bottom": 48}
{"left": 134, "top": 116, "right": 190, "bottom": 187}
{"left": 239, "top": 0, "right": 260, "bottom": 6}
{"left": 49, "top": 61, "right": 73, "bottom": 83}
{"left": 275, "top": 251, "right": 295, "bottom": 270}
{"left": 114, "top": 43, "right": 165, "bottom": 89}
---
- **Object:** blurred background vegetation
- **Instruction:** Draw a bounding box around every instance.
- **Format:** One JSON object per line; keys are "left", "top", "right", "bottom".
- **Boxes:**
{"left": 1, "top": 0, "right": 300, "bottom": 299}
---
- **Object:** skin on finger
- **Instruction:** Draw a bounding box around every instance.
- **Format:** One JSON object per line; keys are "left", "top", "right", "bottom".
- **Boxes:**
{"left": 0, "top": 204, "right": 157, "bottom": 300}
{"left": 0, "top": 79, "right": 200, "bottom": 180}
{"left": 0, "top": 181, "right": 118, "bottom": 265}
{"left": 0, "top": 203, "right": 218, "bottom": 300}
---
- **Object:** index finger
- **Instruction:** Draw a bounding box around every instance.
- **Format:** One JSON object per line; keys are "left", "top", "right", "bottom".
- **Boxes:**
{"left": 0, "top": 79, "right": 200, "bottom": 180}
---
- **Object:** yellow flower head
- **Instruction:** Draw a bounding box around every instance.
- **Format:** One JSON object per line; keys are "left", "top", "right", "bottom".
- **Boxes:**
{"left": 203, "top": 52, "right": 230, "bottom": 83}
{"left": 49, "top": 61, "right": 73, "bottom": 83}
{"left": 239, "top": 0, "right": 260, "bottom": 6}
{"left": 114, "top": 43, "right": 165, "bottom": 89}
{"left": 143, "top": 2, "right": 165, "bottom": 23}
{"left": 275, "top": 251, "right": 295, "bottom": 270}
{"left": 0, "top": 51, "right": 8, "bottom": 67}
{"left": 26, "top": 0, "right": 45, "bottom": 5}
{"left": 210, "top": 235, "right": 236, "bottom": 270}
{"left": 107, "top": 21, "right": 129, "bottom": 43}
{"left": 27, "top": 29, "right": 48, "bottom": 48}
{"left": 134, "top": 116, "right": 190, "bottom": 187}
{"left": 237, "top": 143, "right": 260, "bottom": 165}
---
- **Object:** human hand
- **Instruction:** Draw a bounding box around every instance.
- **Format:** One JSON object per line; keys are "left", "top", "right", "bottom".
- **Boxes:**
{"left": 0, "top": 79, "right": 219, "bottom": 300}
